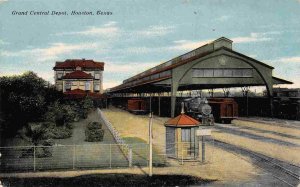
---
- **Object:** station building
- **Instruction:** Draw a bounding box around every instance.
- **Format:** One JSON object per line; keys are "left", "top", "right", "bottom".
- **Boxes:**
{"left": 53, "top": 59, "right": 104, "bottom": 94}
{"left": 109, "top": 37, "right": 292, "bottom": 117}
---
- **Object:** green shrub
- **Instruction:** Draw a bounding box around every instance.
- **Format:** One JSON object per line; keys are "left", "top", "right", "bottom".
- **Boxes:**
{"left": 43, "top": 123, "right": 72, "bottom": 139}
{"left": 80, "top": 97, "right": 94, "bottom": 119}
{"left": 43, "top": 101, "right": 78, "bottom": 126}
{"left": 85, "top": 121, "right": 104, "bottom": 142}
{"left": 36, "top": 139, "right": 54, "bottom": 158}
{"left": 51, "top": 126, "right": 72, "bottom": 139}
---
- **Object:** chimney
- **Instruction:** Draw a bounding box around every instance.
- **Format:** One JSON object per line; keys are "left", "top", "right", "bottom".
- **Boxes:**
{"left": 213, "top": 37, "right": 233, "bottom": 50}
{"left": 181, "top": 102, "right": 185, "bottom": 114}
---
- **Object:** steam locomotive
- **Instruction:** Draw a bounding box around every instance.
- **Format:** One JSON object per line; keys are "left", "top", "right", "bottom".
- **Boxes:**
{"left": 185, "top": 97, "right": 238, "bottom": 124}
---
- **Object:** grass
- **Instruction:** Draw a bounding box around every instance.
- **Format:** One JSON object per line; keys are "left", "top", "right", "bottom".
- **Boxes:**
{"left": 0, "top": 110, "right": 128, "bottom": 172}
{"left": 122, "top": 137, "right": 166, "bottom": 166}
{"left": 102, "top": 107, "right": 167, "bottom": 154}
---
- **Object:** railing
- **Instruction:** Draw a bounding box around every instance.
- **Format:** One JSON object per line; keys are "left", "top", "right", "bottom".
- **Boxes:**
{"left": 97, "top": 108, "right": 130, "bottom": 159}
{"left": 0, "top": 141, "right": 216, "bottom": 172}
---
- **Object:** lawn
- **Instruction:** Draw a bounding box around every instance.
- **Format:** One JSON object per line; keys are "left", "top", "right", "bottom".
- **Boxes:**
{"left": 0, "top": 110, "right": 128, "bottom": 172}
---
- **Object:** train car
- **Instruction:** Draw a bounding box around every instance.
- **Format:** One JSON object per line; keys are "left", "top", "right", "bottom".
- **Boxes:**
{"left": 208, "top": 98, "right": 238, "bottom": 123}
{"left": 127, "top": 98, "right": 148, "bottom": 114}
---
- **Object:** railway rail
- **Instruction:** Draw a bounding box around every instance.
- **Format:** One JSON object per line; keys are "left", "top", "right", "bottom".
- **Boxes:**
{"left": 213, "top": 140, "right": 300, "bottom": 186}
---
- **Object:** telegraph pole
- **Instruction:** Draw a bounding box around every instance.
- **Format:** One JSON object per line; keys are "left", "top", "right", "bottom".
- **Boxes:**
{"left": 149, "top": 112, "right": 153, "bottom": 176}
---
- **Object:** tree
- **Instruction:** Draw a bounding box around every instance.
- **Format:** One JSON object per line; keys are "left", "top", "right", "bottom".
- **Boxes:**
{"left": 0, "top": 71, "right": 62, "bottom": 136}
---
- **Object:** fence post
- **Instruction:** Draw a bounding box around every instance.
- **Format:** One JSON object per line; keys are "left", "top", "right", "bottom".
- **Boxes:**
{"left": 33, "top": 145, "right": 36, "bottom": 171}
{"left": 128, "top": 146, "right": 132, "bottom": 168}
{"left": 73, "top": 145, "right": 76, "bottom": 169}
{"left": 109, "top": 144, "right": 112, "bottom": 168}
{"left": 181, "top": 143, "right": 183, "bottom": 165}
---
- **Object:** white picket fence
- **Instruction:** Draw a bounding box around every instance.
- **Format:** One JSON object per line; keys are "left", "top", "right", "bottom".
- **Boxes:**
{"left": 97, "top": 108, "right": 130, "bottom": 161}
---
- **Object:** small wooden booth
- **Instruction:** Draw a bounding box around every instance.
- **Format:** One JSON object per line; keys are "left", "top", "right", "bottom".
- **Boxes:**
{"left": 164, "top": 109, "right": 200, "bottom": 160}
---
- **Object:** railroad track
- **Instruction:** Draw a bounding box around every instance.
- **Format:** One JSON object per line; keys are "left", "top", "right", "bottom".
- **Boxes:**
{"left": 213, "top": 140, "right": 300, "bottom": 186}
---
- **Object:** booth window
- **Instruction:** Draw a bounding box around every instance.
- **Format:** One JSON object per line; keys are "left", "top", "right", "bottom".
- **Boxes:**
{"left": 181, "top": 129, "right": 191, "bottom": 142}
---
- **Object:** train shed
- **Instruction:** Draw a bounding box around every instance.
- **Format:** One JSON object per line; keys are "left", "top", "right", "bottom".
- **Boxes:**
{"left": 108, "top": 37, "right": 292, "bottom": 117}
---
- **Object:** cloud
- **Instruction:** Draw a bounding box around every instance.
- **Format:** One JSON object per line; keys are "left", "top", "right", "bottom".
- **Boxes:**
{"left": 0, "top": 42, "right": 99, "bottom": 62}
{"left": 171, "top": 39, "right": 211, "bottom": 51}
{"left": 215, "top": 15, "right": 231, "bottom": 22}
{"left": 105, "top": 61, "right": 158, "bottom": 74}
{"left": 111, "top": 31, "right": 275, "bottom": 56}
{"left": 232, "top": 33, "right": 272, "bottom": 43}
{"left": 136, "top": 25, "right": 175, "bottom": 37}
{"left": 169, "top": 32, "right": 273, "bottom": 51}
{"left": 0, "top": 39, "right": 9, "bottom": 45}
{"left": 103, "top": 80, "right": 121, "bottom": 90}
{"left": 55, "top": 21, "right": 120, "bottom": 38}
{"left": 103, "top": 61, "right": 159, "bottom": 89}
{"left": 275, "top": 56, "right": 300, "bottom": 63}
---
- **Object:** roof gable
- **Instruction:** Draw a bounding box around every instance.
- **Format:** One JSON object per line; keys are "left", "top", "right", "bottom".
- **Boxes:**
{"left": 54, "top": 59, "right": 104, "bottom": 70}
{"left": 165, "top": 114, "right": 200, "bottom": 127}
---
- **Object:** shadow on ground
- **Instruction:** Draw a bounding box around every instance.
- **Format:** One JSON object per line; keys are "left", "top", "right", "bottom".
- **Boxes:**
{"left": 2, "top": 174, "right": 215, "bottom": 187}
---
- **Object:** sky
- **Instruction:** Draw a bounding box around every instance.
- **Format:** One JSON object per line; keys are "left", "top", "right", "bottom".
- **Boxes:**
{"left": 0, "top": 0, "right": 300, "bottom": 89}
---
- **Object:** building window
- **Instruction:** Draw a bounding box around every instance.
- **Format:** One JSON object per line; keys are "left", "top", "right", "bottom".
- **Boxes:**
{"left": 223, "top": 69, "right": 233, "bottom": 77}
{"left": 57, "top": 72, "right": 63, "bottom": 79}
{"left": 72, "top": 81, "right": 77, "bottom": 86}
{"left": 181, "top": 128, "right": 191, "bottom": 142}
{"left": 85, "top": 81, "right": 91, "bottom": 91}
{"left": 65, "top": 81, "right": 72, "bottom": 90}
{"left": 95, "top": 73, "right": 100, "bottom": 80}
{"left": 243, "top": 69, "right": 253, "bottom": 77}
{"left": 193, "top": 68, "right": 253, "bottom": 78}
{"left": 214, "top": 69, "right": 223, "bottom": 77}
{"left": 94, "top": 84, "right": 100, "bottom": 91}
{"left": 203, "top": 69, "right": 213, "bottom": 77}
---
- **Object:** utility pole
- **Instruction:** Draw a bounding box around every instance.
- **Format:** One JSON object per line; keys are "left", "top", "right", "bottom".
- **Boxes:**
{"left": 149, "top": 112, "right": 153, "bottom": 177}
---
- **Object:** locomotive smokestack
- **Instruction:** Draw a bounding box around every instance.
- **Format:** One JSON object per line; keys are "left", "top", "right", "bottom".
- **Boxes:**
{"left": 181, "top": 102, "right": 185, "bottom": 114}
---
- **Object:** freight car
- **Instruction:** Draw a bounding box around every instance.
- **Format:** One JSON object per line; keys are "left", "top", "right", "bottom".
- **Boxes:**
{"left": 127, "top": 98, "right": 148, "bottom": 114}
{"left": 208, "top": 98, "right": 238, "bottom": 123}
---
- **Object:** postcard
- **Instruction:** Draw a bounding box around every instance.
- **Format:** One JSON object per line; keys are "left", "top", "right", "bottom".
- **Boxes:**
{"left": 0, "top": 0, "right": 299, "bottom": 186}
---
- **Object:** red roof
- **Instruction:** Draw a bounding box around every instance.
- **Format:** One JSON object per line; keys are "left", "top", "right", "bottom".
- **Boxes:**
{"left": 63, "top": 71, "right": 93, "bottom": 79}
{"left": 64, "top": 89, "right": 103, "bottom": 99}
{"left": 165, "top": 113, "right": 200, "bottom": 127}
{"left": 54, "top": 59, "right": 104, "bottom": 70}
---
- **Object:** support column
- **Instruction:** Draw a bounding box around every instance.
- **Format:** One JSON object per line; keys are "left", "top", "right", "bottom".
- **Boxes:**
{"left": 171, "top": 79, "right": 179, "bottom": 118}
{"left": 158, "top": 95, "right": 161, "bottom": 117}
{"left": 268, "top": 85, "right": 274, "bottom": 118}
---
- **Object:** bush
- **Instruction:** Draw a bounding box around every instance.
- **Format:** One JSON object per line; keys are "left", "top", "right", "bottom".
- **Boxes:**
{"left": 43, "top": 101, "right": 78, "bottom": 126}
{"left": 42, "top": 122, "right": 72, "bottom": 139}
{"left": 80, "top": 97, "right": 94, "bottom": 119}
{"left": 85, "top": 122, "right": 104, "bottom": 142}
{"left": 51, "top": 127, "right": 72, "bottom": 139}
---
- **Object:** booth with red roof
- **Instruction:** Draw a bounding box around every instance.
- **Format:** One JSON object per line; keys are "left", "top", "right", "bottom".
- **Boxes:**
{"left": 164, "top": 105, "right": 201, "bottom": 160}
